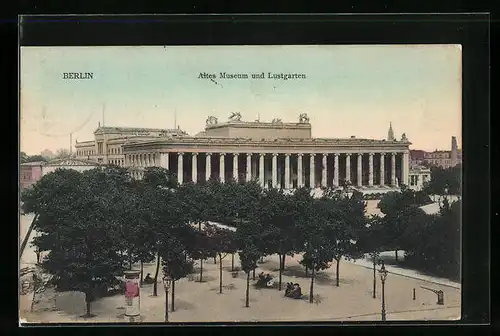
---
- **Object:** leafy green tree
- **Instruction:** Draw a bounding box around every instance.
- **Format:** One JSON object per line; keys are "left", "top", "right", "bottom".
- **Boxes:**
{"left": 424, "top": 165, "right": 462, "bottom": 195}
{"left": 378, "top": 187, "right": 422, "bottom": 261}
{"left": 204, "top": 224, "right": 238, "bottom": 294}
{"left": 258, "top": 188, "right": 299, "bottom": 290}
{"left": 21, "top": 154, "right": 47, "bottom": 163}
{"left": 142, "top": 167, "right": 180, "bottom": 296}
{"left": 22, "top": 168, "right": 125, "bottom": 317}
{"left": 320, "top": 188, "right": 366, "bottom": 287}
{"left": 160, "top": 237, "right": 194, "bottom": 312}
{"left": 118, "top": 178, "right": 156, "bottom": 285}
{"left": 357, "top": 214, "right": 389, "bottom": 298}
{"left": 239, "top": 244, "right": 260, "bottom": 307}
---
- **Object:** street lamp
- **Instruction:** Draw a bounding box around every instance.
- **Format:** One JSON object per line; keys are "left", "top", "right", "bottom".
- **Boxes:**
{"left": 379, "top": 261, "right": 388, "bottom": 321}
{"left": 162, "top": 275, "right": 172, "bottom": 322}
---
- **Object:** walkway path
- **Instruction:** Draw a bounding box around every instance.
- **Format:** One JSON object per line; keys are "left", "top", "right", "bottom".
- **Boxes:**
{"left": 23, "top": 252, "right": 461, "bottom": 323}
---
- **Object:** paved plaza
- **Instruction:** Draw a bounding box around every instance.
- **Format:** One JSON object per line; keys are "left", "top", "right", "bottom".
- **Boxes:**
{"left": 20, "top": 250, "right": 461, "bottom": 323}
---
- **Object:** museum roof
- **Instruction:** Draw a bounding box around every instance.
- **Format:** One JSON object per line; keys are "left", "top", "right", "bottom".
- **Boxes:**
{"left": 94, "top": 126, "right": 187, "bottom": 135}
{"left": 122, "top": 136, "right": 411, "bottom": 147}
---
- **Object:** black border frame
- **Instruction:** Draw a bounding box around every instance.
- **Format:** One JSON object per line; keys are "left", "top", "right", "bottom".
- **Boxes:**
{"left": 16, "top": 14, "right": 490, "bottom": 329}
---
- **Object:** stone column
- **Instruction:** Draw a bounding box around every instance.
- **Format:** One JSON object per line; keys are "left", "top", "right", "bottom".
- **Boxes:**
{"left": 259, "top": 153, "right": 265, "bottom": 187}
{"left": 333, "top": 153, "right": 339, "bottom": 187}
{"left": 322, "top": 153, "right": 327, "bottom": 187}
{"left": 220, "top": 153, "right": 225, "bottom": 183}
{"left": 368, "top": 152, "right": 374, "bottom": 186}
{"left": 233, "top": 153, "right": 239, "bottom": 182}
{"left": 345, "top": 153, "right": 351, "bottom": 183}
{"left": 402, "top": 151, "right": 409, "bottom": 186}
{"left": 177, "top": 153, "right": 184, "bottom": 184}
{"left": 192, "top": 153, "right": 198, "bottom": 183}
{"left": 297, "top": 154, "right": 303, "bottom": 187}
{"left": 391, "top": 152, "right": 396, "bottom": 186}
{"left": 310, "top": 153, "right": 316, "bottom": 188}
{"left": 272, "top": 153, "right": 278, "bottom": 188}
{"left": 285, "top": 154, "right": 291, "bottom": 189}
{"left": 206, "top": 153, "right": 212, "bottom": 181}
{"left": 380, "top": 153, "right": 385, "bottom": 186}
{"left": 246, "top": 153, "right": 252, "bottom": 182}
{"left": 357, "top": 153, "right": 363, "bottom": 187}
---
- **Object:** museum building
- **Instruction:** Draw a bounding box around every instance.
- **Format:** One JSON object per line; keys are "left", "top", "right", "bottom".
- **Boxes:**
{"left": 75, "top": 113, "right": 411, "bottom": 192}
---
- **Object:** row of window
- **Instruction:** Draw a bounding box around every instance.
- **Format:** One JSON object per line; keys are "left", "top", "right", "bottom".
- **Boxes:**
{"left": 77, "top": 149, "right": 95, "bottom": 157}
{"left": 409, "top": 174, "right": 430, "bottom": 186}
{"left": 108, "top": 147, "right": 122, "bottom": 155}
{"left": 109, "top": 159, "right": 125, "bottom": 166}
{"left": 76, "top": 146, "right": 122, "bottom": 157}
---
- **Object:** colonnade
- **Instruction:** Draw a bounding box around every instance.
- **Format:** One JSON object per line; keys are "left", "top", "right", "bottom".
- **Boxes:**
{"left": 126, "top": 151, "right": 410, "bottom": 189}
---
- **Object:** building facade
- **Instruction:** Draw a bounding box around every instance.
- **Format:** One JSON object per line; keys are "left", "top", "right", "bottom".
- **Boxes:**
{"left": 408, "top": 165, "right": 431, "bottom": 191}
{"left": 76, "top": 114, "right": 412, "bottom": 192}
{"left": 41, "top": 158, "right": 102, "bottom": 176}
{"left": 411, "top": 136, "right": 462, "bottom": 169}
{"left": 75, "top": 125, "right": 186, "bottom": 166}
{"left": 20, "top": 162, "right": 44, "bottom": 191}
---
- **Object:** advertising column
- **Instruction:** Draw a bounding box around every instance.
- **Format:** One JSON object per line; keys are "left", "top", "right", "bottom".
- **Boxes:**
{"left": 124, "top": 270, "right": 141, "bottom": 322}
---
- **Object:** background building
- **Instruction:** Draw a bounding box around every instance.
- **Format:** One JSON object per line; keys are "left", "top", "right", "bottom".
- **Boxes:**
{"left": 410, "top": 136, "right": 462, "bottom": 169}
{"left": 41, "top": 158, "right": 102, "bottom": 176}
{"left": 76, "top": 115, "right": 412, "bottom": 194}
{"left": 20, "top": 162, "right": 44, "bottom": 191}
{"left": 75, "top": 124, "right": 187, "bottom": 166}
{"left": 408, "top": 165, "right": 431, "bottom": 191}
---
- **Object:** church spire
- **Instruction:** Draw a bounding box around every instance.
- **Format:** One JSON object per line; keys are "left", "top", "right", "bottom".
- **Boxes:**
{"left": 388, "top": 122, "right": 395, "bottom": 141}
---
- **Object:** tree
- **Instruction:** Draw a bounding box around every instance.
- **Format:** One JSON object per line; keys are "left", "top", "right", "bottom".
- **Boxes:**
{"left": 160, "top": 237, "right": 194, "bottom": 312}
{"left": 117, "top": 178, "right": 156, "bottom": 285}
{"left": 357, "top": 214, "right": 389, "bottom": 298}
{"left": 21, "top": 153, "right": 47, "bottom": 163}
{"left": 321, "top": 188, "right": 366, "bottom": 287}
{"left": 22, "top": 168, "right": 125, "bottom": 317}
{"left": 177, "top": 182, "right": 217, "bottom": 282}
{"left": 258, "top": 188, "right": 299, "bottom": 291}
{"left": 204, "top": 224, "right": 237, "bottom": 294}
{"left": 141, "top": 167, "right": 180, "bottom": 296}
{"left": 378, "top": 187, "right": 421, "bottom": 261}
{"left": 239, "top": 245, "right": 260, "bottom": 307}
{"left": 424, "top": 165, "right": 462, "bottom": 195}
{"left": 403, "top": 199, "right": 460, "bottom": 280}
{"left": 53, "top": 148, "right": 77, "bottom": 159}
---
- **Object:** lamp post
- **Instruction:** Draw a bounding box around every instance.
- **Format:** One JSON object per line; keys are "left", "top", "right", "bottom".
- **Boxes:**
{"left": 379, "top": 261, "right": 388, "bottom": 321}
{"left": 162, "top": 275, "right": 172, "bottom": 322}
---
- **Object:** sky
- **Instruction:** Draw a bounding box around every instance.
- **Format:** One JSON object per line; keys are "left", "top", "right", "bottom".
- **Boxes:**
{"left": 20, "top": 45, "right": 462, "bottom": 155}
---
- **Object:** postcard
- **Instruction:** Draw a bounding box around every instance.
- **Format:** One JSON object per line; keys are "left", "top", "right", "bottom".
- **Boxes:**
{"left": 20, "top": 45, "right": 462, "bottom": 323}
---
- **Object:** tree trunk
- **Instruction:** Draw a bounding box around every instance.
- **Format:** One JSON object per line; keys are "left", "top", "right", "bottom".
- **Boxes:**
{"left": 214, "top": 256, "right": 217, "bottom": 264}
{"left": 140, "top": 261, "right": 144, "bottom": 287}
{"left": 282, "top": 254, "right": 286, "bottom": 270}
{"left": 309, "top": 265, "right": 315, "bottom": 303}
{"left": 252, "top": 268, "right": 255, "bottom": 280}
{"left": 245, "top": 272, "right": 250, "bottom": 307}
{"left": 85, "top": 290, "right": 92, "bottom": 316}
{"left": 129, "top": 254, "right": 133, "bottom": 270}
{"left": 336, "top": 258, "right": 340, "bottom": 287}
{"left": 372, "top": 256, "right": 376, "bottom": 298}
{"left": 199, "top": 259, "right": 203, "bottom": 282}
{"left": 231, "top": 253, "right": 235, "bottom": 271}
{"left": 153, "top": 251, "right": 160, "bottom": 296}
{"left": 219, "top": 254, "right": 223, "bottom": 294}
{"left": 305, "top": 266, "right": 309, "bottom": 277}
{"left": 278, "top": 253, "right": 283, "bottom": 291}
{"left": 171, "top": 280, "right": 175, "bottom": 312}
{"left": 395, "top": 250, "right": 399, "bottom": 262}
